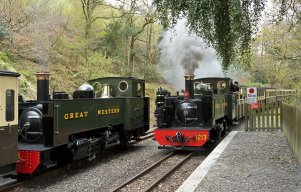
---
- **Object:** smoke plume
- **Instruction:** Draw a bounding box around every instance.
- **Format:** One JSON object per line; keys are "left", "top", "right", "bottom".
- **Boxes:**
{"left": 157, "top": 19, "right": 224, "bottom": 89}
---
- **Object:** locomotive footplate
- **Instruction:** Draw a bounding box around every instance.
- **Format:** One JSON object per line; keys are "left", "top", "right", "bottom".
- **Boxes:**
{"left": 17, "top": 143, "right": 55, "bottom": 174}
{"left": 158, "top": 145, "right": 206, "bottom": 151}
{"left": 154, "top": 129, "right": 210, "bottom": 149}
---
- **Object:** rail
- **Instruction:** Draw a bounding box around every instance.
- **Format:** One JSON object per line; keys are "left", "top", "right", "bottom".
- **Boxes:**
{"left": 110, "top": 152, "right": 194, "bottom": 192}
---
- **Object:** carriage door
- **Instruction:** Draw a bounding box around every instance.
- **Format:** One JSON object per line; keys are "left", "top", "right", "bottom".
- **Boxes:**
{"left": 0, "top": 75, "right": 19, "bottom": 169}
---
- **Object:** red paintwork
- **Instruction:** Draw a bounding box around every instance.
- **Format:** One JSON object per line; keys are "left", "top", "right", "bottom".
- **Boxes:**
{"left": 154, "top": 129, "right": 210, "bottom": 147}
{"left": 184, "top": 88, "right": 190, "bottom": 100}
{"left": 17, "top": 150, "right": 40, "bottom": 174}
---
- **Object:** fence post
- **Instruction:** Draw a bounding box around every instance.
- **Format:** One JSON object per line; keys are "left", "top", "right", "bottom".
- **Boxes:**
{"left": 245, "top": 103, "right": 248, "bottom": 131}
{"left": 280, "top": 102, "right": 283, "bottom": 132}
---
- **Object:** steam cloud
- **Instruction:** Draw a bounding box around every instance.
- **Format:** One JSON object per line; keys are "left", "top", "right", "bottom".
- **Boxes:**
{"left": 157, "top": 19, "right": 224, "bottom": 89}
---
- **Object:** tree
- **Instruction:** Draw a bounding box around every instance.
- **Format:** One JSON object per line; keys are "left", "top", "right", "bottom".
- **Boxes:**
{"left": 80, "top": 0, "right": 124, "bottom": 65}
{"left": 249, "top": 24, "right": 301, "bottom": 87}
{"left": 0, "top": 22, "right": 10, "bottom": 46}
{"left": 118, "top": 0, "right": 158, "bottom": 76}
{"left": 272, "top": 0, "right": 301, "bottom": 25}
{"left": 92, "top": 0, "right": 159, "bottom": 77}
{"left": 154, "top": 0, "right": 266, "bottom": 70}
{"left": 0, "top": 0, "right": 48, "bottom": 46}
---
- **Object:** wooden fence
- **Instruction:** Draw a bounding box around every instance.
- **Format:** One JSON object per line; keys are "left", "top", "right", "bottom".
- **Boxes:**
{"left": 282, "top": 103, "right": 301, "bottom": 167}
{"left": 245, "top": 101, "right": 282, "bottom": 131}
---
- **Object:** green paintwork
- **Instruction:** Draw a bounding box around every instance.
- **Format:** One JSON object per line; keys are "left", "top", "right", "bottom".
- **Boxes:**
{"left": 195, "top": 77, "right": 234, "bottom": 126}
{"left": 227, "top": 94, "right": 238, "bottom": 121}
{"left": 88, "top": 77, "right": 145, "bottom": 98}
{"left": 50, "top": 77, "right": 149, "bottom": 146}
{"left": 212, "top": 95, "right": 228, "bottom": 121}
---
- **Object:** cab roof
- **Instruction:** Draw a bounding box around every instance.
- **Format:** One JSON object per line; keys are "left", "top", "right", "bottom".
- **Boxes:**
{"left": 0, "top": 70, "right": 20, "bottom": 77}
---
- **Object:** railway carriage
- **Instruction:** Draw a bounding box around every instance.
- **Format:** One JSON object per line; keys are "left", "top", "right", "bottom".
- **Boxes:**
{"left": 0, "top": 71, "right": 20, "bottom": 185}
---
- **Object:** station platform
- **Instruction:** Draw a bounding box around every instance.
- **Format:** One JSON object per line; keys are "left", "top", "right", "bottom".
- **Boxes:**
{"left": 177, "top": 130, "right": 301, "bottom": 192}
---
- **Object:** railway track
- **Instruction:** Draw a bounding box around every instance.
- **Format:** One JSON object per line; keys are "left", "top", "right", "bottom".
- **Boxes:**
{"left": 0, "top": 162, "right": 71, "bottom": 192}
{"left": 111, "top": 152, "right": 195, "bottom": 192}
{"left": 134, "top": 131, "right": 154, "bottom": 142}
{"left": 0, "top": 131, "right": 155, "bottom": 192}
{"left": 141, "top": 130, "right": 154, "bottom": 140}
{"left": 0, "top": 180, "right": 23, "bottom": 192}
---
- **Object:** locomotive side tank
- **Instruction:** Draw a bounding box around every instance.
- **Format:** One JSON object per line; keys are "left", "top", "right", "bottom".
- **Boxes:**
{"left": 17, "top": 75, "right": 149, "bottom": 174}
{"left": 0, "top": 70, "right": 20, "bottom": 185}
{"left": 154, "top": 75, "right": 236, "bottom": 150}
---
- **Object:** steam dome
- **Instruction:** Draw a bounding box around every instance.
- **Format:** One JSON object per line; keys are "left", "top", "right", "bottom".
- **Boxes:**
{"left": 78, "top": 84, "right": 94, "bottom": 91}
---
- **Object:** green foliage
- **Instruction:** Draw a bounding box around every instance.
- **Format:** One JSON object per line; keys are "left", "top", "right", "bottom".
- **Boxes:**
{"left": 21, "top": 70, "right": 35, "bottom": 82}
{"left": 80, "top": 52, "right": 117, "bottom": 80}
{"left": 249, "top": 24, "right": 301, "bottom": 88}
{"left": 283, "top": 92, "right": 301, "bottom": 108}
{"left": 97, "top": 20, "right": 125, "bottom": 57}
{"left": 154, "top": 0, "right": 265, "bottom": 70}
{"left": 20, "top": 79, "right": 29, "bottom": 92}
{"left": 0, "top": 51, "right": 10, "bottom": 62}
{"left": 0, "top": 51, "right": 13, "bottom": 70}
{"left": 136, "top": 63, "right": 162, "bottom": 82}
{"left": 240, "top": 82, "right": 267, "bottom": 87}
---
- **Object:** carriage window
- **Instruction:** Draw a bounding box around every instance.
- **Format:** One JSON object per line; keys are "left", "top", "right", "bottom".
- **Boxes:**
{"left": 6, "top": 89, "right": 15, "bottom": 121}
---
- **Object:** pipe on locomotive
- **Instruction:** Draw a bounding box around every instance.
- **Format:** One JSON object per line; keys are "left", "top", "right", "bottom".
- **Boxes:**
{"left": 36, "top": 72, "right": 50, "bottom": 101}
{"left": 184, "top": 74, "right": 194, "bottom": 99}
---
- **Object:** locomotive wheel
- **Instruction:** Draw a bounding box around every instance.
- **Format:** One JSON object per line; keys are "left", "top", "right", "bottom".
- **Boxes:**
{"left": 216, "top": 131, "right": 222, "bottom": 144}
{"left": 221, "top": 121, "right": 227, "bottom": 137}
{"left": 214, "top": 125, "right": 222, "bottom": 145}
{"left": 119, "top": 135, "right": 130, "bottom": 149}
{"left": 98, "top": 139, "right": 106, "bottom": 157}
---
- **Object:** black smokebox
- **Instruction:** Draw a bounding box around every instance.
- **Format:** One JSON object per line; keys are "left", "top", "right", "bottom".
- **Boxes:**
{"left": 36, "top": 72, "right": 50, "bottom": 101}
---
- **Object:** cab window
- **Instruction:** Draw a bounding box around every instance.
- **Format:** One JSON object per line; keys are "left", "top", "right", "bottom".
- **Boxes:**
{"left": 137, "top": 82, "right": 144, "bottom": 97}
{"left": 6, "top": 89, "right": 15, "bottom": 121}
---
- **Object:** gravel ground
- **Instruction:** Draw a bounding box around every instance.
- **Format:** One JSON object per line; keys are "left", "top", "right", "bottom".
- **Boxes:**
{"left": 120, "top": 153, "right": 188, "bottom": 192}
{"left": 119, "top": 152, "right": 206, "bottom": 192}
{"left": 10, "top": 120, "right": 298, "bottom": 192}
{"left": 8, "top": 137, "right": 206, "bottom": 192}
{"left": 198, "top": 131, "right": 301, "bottom": 192}
{"left": 153, "top": 154, "right": 205, "bottom": 192}
{"left": 10, "top": 139, "right": 167, "bottom": 192}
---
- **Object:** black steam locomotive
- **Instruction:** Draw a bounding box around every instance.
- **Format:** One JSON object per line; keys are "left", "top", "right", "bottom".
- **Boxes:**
{"left": 0, "top": 71, "right": 149, "bottom": 180}
{"left": 154, "top": 75, "right": 238, "bottom": 150}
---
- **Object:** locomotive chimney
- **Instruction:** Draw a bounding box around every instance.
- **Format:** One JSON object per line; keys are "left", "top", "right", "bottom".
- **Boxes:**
{"left": 184, "top": 74, "right": 194, "bottom": 98}
{"left": 36, "top": 72, "right": 50, "bottom": 101}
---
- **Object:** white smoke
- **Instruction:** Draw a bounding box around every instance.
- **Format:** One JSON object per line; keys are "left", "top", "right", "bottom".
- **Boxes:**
{"left": 157, "top": 19, "right": 224, "bottom": 89}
